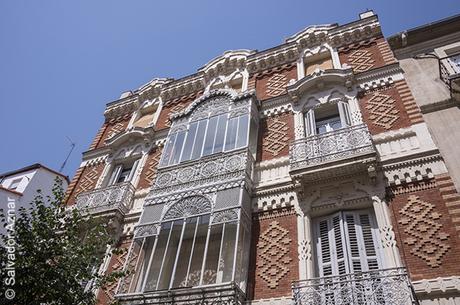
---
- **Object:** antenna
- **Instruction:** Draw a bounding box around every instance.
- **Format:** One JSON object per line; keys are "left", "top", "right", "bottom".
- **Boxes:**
{"left": 60, "top": 136, "right": 76, "bottom": 173}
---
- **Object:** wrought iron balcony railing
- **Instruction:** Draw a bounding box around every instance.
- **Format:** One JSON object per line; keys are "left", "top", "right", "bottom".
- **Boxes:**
{"left": 116, "top": 282, "right": 246, "bottom": 305}
{"left": 75, "top": 182, "right": 135, "bottom": 216}
{"left": 439, "top": 52, "right": 460, "bottom": 100}
{"left": 290, "top": 124, "right": 375, "bottom": 172}
{"left": 292, "top": 268, "right": 417, "bottom": 305}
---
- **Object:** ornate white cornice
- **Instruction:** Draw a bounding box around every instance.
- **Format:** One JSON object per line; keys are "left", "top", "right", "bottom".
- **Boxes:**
{"left": 413, "top": 276, "right": 460, "bottom": 295}
{"left": 198, "top": 49, "right": 255, "bottom": 81}
{"left": 104, "top": 95, "right": 138, "bottom": 121}
{"left": 355, "top": 63, "right": 404, "bottom": 91}
{"left": 287, "top": 68, "right": 354, "bottom": 102}
{"left": 104, "top": 126, "right": 155, "bottom": 148}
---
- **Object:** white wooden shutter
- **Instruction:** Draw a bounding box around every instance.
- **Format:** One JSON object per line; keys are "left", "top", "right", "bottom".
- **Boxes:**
{"left": 127, "top": 159, "right": 140, "bottom": 183}
{"left": 338, "top": 101, "right": 351, "bottom": 127}
{"left": 315, "top": 210, "right": 382, "bottom": 277}
{"left": 305, "top": 109, "right": 316, "bottom": 137}
{"left": 108, "top": 165, "right": 122, "bottom": 186}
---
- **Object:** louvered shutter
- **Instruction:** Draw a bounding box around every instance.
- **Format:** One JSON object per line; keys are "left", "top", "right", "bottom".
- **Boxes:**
{"left": 305, "top": 109, "right": 316, "bottom": 137}
{"left": 108, "top": 165, "right": 122, "bottom": 186}
{"left": 317, "top": 219, "right": 333, "bottom": 277}
{"left": 337, "top": 101, "right": 351, "bottom": 127}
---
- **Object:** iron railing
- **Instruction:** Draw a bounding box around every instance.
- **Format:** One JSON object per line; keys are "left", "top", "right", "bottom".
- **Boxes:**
{"left": 439, "top": 52, "right": 460, "bottom": 99}
{"left": 116, "top": 282, "right": 246, "bottom": 305}
{"left": 290, "top": 124, "right": 375, "bottom": 171}
{"left": 75, "top": 182, "right": 135, "bottom": 215}
{"left": 292, "top": 268, "right": 417, "bottom": 305}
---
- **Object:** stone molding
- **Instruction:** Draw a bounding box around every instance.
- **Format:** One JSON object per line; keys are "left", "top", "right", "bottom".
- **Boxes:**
{"left": 413, "top": 276, "right": 460, "bottom": 295}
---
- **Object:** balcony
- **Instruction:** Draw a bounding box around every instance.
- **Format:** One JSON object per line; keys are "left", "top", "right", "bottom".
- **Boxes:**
{"left": 289, "top": 124, "right": 376, "bottom": 183}
{"left": 116, "top": 282, "right": 245, "bottom": 305}
{"left": 440, "top": 52, "right": 460, "bottom": 102}
{"left": 292, "top": 268, "right": 417, "bottom": 305}
{"left": 75, "top": 182, "right": 135, "bottom": 216}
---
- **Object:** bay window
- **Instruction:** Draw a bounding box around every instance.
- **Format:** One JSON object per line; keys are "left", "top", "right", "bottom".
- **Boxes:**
{"left": 118, "top": 201, "right": 251, "bottom": 294}
{"left": 160, "top": 112, "right": 250, "bottom": 167}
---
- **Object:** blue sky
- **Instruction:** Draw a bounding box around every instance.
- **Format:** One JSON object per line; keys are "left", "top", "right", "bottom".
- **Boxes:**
{"left": 1, "top": 0, "right": 459, "bottom": 179}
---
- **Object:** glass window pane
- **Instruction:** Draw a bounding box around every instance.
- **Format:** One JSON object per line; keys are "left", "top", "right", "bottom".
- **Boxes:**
{"left": 213, "top": 114, "right": 227, "bottom": 153}
{"left": 144, "top": 222, "right": 172, "bottom": 291}
{"left": 172, "top": 217, "right": 198, "bottom": 288}
{"left": 134, "top": 236, "right": 156, "bottom": 292}
{"left": 186, "top": 215, "right": 210, "bottom": 287}
{"left": 171, "top": 131, "right": 186, "bottom": 165}
{"left": 236, "top": 115, "right": 249, "bottom": 149}
{"left": 160, "top": 133, "right": 176, "bottom": 166}
{"left": 224, "top": 117, "right": 238, "bottom": 151}
{"left": 157, "top": 220, "right": 183, "bottom": 290}
{"left": 180, "top": 122, "right": 198, "bottom": 162}
{"left": 219, "top": 222, "right": 238, "bottom": 283}
{"left": 203, "top": 116, "right": 218, "bottom": 156}
{"left": 202, "top": 223, "right": 223, "bottom": 285}
{"left": 191, "top": 120, "right": 207, "bottom": 160}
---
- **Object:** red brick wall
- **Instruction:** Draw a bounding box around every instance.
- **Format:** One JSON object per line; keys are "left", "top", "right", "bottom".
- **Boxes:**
{"left": 258, "top": 112, "right": 294, "bottom": 161}
{"left": 89, "top": 123, "right": 108, "bottom": 150}
{"left": 388, "top": 180, "right": 460, "bottom": 281}
{"left": 358, "top": 85, "right": 413, "bottom": 135}
{"left": 339, "top": 37, "right": 396, "bottom": 73}
{"left": 97, "top": 237, "right": 132, "bottom": 305}
{"left": 96, "top": 115, "right": 131, "bottom": 149}
{"left": 255, "top": 65, "right": 297, "bottom": 101}
{"left": 137, "top": 147, "right": 162, "bottom": 190}
{"left": 66, "top": 162, "right": 106, "bottom": 205}
{"left": 248, "top": 208, "right": 299, "bottom": 300}
{"left": 156, "top": 92, "right": 201, "bottom": 130}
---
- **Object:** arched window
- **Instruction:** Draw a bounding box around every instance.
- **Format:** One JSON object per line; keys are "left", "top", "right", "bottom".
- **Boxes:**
{"left": 121, "top": 195, "right": 251, "bottom": 293}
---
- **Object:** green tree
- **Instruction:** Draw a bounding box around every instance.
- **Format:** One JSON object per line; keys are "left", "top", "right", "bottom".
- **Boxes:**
{"left": 0, "top": 178, "right": 125, "bottom": 305}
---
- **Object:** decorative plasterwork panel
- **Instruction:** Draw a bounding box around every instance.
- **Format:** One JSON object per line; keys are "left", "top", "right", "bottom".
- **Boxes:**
{"left": 399, "top": 195, "right": 450, "bottom": 267}
{"left": 257, "top": 221, "right": 292, "bottom": 289}
{"left": 212, "top": 209, "right": 239, "bottom": 224}
{"left": 266, "top": 73, "right": 289, "bottom": 98}
{"left": 365, "top": 92, "right": 399, "bottom": 130}
{"left": 347, "top": 49, "right": 375, "bottom": 73}
{"left": 163, "top": 196, "right": 212, "bottom": 220}
{"left": 263, "top": 116, "right": 289, "bottom": 157}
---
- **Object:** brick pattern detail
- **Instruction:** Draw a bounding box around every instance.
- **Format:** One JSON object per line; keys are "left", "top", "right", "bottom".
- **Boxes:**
{"left": 247, "top": 76, "right": 256, "bottom": 90}
{"left": 66, "top": 162, "right": 105, "bottom": 205}
{"left": 97, "top": 238, "right": 132, "bottom": 305}
{"left": 258, "top": 112, "right": 294, "bottom": 161}
{"left": 97, "top": 115, "right": 131, "bottom": 148}
{"left": 255, "top": 65, "right": 297, "bottom": 101}
{"left": 358, "top": 85, "right": 411, "bottom": 135}
{"left": 347, "top": 49, "right": 375, "bottom": 73}
{"left": 257, "top": 221, "right": 292, "bottom": 289}
{"left": 389, "top": 183, "right": 460, "bottom": 281}
{"left": 249, "top": 208, "right": 298, "bottom": 300}
{"left": 64, "top": 166, "right": 85, "bottom": 205}
{"left": 365, "top": 92, "right": 399, "bottom": 129}
{"left": 137, "top": 147, "right": 162, "bottom": 190}
{"left": 398, "top": 195, "right": 450, "bottom": 267}
{"left": 156, "top": 92, "right": 201, "bottom": 130}
{"left": 339, "top": 38, "right": 387, "bottom": 73}
{"left": 88, "top": 123, "right": 108, "bottom": 150}
{"left": 436, "top": 174, "right": 460, "bottom": 238}
{"left": 377, "top": 39, "right": 398, "bottom": 65}
{"left": 395, "top": 80, "right": 424, "bottom": 124}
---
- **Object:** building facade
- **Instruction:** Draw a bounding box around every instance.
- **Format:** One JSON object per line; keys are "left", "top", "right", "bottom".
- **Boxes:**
{"left": 66, "top": 11, "right": 460, "bottom": 305}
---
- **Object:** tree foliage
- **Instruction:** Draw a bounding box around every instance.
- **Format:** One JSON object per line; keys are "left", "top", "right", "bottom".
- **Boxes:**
{"left": 0, "top": 178, "right": 125, "bottom": 305}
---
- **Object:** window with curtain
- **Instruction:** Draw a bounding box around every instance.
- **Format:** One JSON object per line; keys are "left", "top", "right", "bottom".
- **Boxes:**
{"left": 314, "top": 210, "right": 383, "bottom": 277}
{"left": 160, "top": 113, "right": 250, "bottom": 167}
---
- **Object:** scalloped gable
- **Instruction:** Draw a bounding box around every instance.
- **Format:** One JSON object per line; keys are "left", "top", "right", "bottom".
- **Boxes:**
{"left": 169, "top": 89, "right": 256, "bottom": 121}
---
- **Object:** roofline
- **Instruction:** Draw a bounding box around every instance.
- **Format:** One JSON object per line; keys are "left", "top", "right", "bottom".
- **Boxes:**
{"left": 0, "top": 163, "right": 70, "bottom": 183}
{"left": 388, "top": 13, "right": 460, "bottom": 50}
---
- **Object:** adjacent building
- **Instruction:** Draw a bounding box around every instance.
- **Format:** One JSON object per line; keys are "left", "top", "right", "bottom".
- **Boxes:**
{"left": 65, "top": 11, "right": 460, "bottom": 305}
